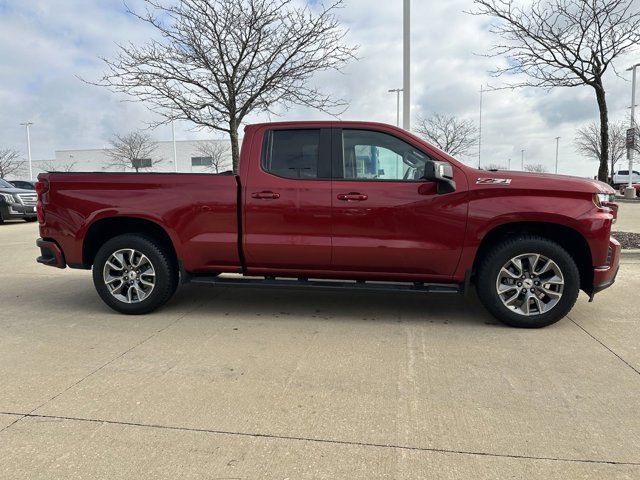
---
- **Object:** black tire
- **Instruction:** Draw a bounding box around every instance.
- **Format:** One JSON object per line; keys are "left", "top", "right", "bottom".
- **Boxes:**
{"left": 92, "top": 234, "right": 178, "bottom": 315}
{"left": 24, "top": 217, "right": 37, "bottom": 222}
{"left": 476, "top": 236, "right": 580, "bottom": 328}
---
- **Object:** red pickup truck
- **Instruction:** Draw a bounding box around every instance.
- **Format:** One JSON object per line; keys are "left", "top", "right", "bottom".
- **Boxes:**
{"left": 35, "top": 121, "right": 619, "bottom": 328}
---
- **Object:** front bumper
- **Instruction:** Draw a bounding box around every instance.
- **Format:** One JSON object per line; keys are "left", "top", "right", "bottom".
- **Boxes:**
{"left": 590, "top": 237, "right": 620, "bottom": 299}
{"left": 0, "top": 202, "right": 37, "bottom": 219}
{"left": 36, "top": 238, "right": 66, "bottom": 269}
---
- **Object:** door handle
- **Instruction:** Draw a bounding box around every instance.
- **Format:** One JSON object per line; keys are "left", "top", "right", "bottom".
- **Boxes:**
{"left": 251, "top": 191, "right": 280, "bottom": 200}
{"left": 337, "top": 192, "right": 368, "bottom": 201}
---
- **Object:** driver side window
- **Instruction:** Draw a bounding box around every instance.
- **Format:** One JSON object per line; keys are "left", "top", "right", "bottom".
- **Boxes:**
{"left": 342, "top": 130, "right": 430, "bottom": 181}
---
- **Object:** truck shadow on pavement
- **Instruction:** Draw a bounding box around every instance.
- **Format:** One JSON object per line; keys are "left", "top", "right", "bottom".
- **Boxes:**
{"left": 171, "top": 284, "right": 501, "bottom": 328}
{"left": 34, "top": 275, "right": 502, "bottom": 328}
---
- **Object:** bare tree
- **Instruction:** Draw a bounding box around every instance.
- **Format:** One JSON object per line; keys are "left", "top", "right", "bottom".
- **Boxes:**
{"left": 39, "top": 160, "right": 78, "bottom": 173}
{"left": 483, "top": 163, "right": 507, "bottom": 170}
{"left": 575, "top": 121, "right": 627, "bottom": 181}
{"left": 104, "top": 132, "right": 161, "bottom": 173}
{"left": 524, "top": 163, "right": 548, "bottom": 173}
{"left": 415, "top": 113, "right": 479, "bottom": 157}
{"left": 94, "top": 0, "right": 357, "bottom": 172}
{"left": 0, "top": 149, "right": 25, "bottom": 178}
{"left": 472, "top": 0, "right": 640, "bottom": 182}
{"left": 196, "top": 141, "right": 232, "bottom": 173}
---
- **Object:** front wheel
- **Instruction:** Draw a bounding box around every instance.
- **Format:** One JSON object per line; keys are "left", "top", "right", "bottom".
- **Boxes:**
{"left": 92, "top": 234, "right": 178, "bottom": 314}
{"left": 476, "top": 236, "right": 580, "bottom": 328}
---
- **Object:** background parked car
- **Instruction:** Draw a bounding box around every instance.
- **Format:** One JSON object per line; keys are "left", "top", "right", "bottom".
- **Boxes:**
{"left": 9, "top": 180, "right": 36, "bottom": 190}
{"left": 0, "top": 177, "right": 38, "bottom": 223}
{"left": 612, "top": 170, "right": 640, "bottom": 187}
{"left": 619, "top": 183, "right": 640, "bottom": 197}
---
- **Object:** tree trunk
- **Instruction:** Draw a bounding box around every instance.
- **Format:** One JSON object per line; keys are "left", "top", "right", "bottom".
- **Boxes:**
{"left": 229, "top": 118, "right": 240, "bottom": 174}
{"left": 595, "top": 83, "right": 609, "bottom": 182}
{"left": 610, "top": 157, "right": 615, "bottom": 185}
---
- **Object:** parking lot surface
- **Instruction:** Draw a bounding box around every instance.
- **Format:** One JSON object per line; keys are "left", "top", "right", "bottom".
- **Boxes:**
{"left": 1, "top": 221, "right": 639, "bottom": 479}
{"left": 613, "top": 202, "right": 640, "bottom": 233}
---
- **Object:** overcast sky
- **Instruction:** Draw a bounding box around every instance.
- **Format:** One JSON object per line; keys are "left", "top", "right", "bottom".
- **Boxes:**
{"left": 0, "top": 0, "right": 638, "bottom": 177}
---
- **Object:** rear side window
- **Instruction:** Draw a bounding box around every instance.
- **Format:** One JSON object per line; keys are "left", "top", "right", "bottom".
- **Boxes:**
{"left": 263, "top": 130, "right": 320, "bottom": 179}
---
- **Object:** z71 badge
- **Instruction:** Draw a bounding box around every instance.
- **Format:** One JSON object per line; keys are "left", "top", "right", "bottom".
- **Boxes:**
{"left": 476, "top": 178, "right": 512, "bottom": 185}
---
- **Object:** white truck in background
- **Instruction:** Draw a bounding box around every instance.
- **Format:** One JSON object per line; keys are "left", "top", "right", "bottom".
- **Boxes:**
{"left": 612, "top": 169, "right": 640, "bottom": 187}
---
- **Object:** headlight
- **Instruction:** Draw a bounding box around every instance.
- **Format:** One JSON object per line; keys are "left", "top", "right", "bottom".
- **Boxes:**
{"left": 0, "top": 193, "right": 14, "bottom": 203}
{"left": 593, "top": 193, "right": 616, "bottom": 208}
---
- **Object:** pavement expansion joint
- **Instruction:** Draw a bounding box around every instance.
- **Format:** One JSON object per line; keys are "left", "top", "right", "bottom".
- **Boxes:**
{"left": 0, "top": 300, "right": 209, "bottom": 435}
{"left": 568, "top": 316, "right": 640, "bottom": 377}
{"left": 1, "top": 411, "right": 638, "bottom": 467}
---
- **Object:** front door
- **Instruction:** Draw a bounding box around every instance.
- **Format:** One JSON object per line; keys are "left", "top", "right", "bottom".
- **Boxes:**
{"left": 243, "top": 126, "right": 333, "bottom": 272}
{"left": 331, "top": 128, "right": 467, "bottom": 280}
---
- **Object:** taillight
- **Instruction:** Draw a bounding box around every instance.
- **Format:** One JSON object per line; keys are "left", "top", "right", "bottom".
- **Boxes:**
{"left": 35, "top": 179, "right": 49, "bottom": 224}
{"left": 35, "top": 179, "right": 49, "bottom": 196}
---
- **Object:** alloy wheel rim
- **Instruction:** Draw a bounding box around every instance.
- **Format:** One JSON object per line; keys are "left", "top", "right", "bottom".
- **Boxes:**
{"left": 495, "top": 253, "right": 564, "bottom": 316}
{"left": 103, "top": 249, "right": 156, "bottom": 303}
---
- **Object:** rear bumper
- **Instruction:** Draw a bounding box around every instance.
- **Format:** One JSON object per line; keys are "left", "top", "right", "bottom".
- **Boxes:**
{"left": 36, "top": 238, "right": 66, "bottom": 269}
{"left": 590, "top": 237, "right": 620, "bottom": 299}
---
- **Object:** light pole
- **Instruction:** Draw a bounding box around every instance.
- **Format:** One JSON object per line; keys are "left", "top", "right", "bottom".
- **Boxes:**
{"left": 555, "top": 136, "right": 560, "bottom": 174}
{"left": 478, "top": 85, "right": 483, "bottom": 169}
{"left": 508, "top": 158, "right": 511, "bottom": 170}
{"left": 388, "top": 89, "right": 403, "bottom": 127}
{"left": 20, "top": 122, "right": 34, "bottom": 180}
{"left": 625, "top": 63, "right": 639, "bottom": 198}
{"left": 521, "top": 149, "right": 525, "bottom": 170}
{"left": 171, "top": 118, "right": 178, "bottom": 173}
{"left": 478, "top": 85, "right": 496, "bottom": 169}
{"left": 402, "top": 0, "right": 410, "bottom": 131}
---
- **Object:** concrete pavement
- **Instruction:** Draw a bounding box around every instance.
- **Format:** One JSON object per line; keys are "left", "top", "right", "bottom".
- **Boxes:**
{"left": 613, "top": 202, "right": 640, "bottom": 233}
{"left": 1, "top": 221, "right": 639, "bottom": 479}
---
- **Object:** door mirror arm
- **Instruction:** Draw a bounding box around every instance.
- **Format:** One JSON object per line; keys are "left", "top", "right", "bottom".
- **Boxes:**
{"left": 422, "top": 161, "right": 456, "bottom": 194}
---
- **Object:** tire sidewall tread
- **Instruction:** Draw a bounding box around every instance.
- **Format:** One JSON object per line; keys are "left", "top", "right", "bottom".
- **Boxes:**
{"left": 92, "top": 234, "right": 178, "bottom": 315}
{"left": 476, "top": 235, "right": 580, "bottom": 328}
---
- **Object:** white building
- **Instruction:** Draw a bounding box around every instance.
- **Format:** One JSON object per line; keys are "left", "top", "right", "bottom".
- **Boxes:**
{"left": 31, "top": 139, "right": 233, "bottom": 176}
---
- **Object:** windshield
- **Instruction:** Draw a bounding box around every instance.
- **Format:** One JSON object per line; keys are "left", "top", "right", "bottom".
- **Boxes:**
{"left": 0, "top": 178, "right": 14, "bottom": 188}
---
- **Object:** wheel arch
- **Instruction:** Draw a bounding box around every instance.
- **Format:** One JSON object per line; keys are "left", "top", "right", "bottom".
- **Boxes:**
{"left": 83, "top": 216, "right": 178, "bottom": 269}
{"left": 472, "top": 221, "right": 593, "bottom": 292}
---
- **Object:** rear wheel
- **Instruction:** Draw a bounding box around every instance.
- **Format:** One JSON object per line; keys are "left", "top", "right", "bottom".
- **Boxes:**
{"left": 92, "top": 234, "right": 178, "bottom": 314}
{"left": 476, "top": 236, "right": 580, "bottom": 328}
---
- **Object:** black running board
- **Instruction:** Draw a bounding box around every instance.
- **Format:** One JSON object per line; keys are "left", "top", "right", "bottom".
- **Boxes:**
{"left": 187, "top": 274, "right": 463, "bottom": 295}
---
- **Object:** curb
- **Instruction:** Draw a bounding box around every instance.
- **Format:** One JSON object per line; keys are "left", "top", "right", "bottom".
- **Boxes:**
{"left": 621, "top": 249, "right": 640, "bottom": 259}
{"left": 615, "top": 198, "right": 640, "bottom": 204}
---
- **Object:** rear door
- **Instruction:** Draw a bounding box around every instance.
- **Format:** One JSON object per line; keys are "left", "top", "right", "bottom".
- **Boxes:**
{"left": 330, "top": 127, "right": 467, "bottom": 279}
{"left": 242, "top": 126, "right": 333, "bottom": 272}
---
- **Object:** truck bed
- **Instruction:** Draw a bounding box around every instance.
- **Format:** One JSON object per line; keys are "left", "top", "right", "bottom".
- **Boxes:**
{"left": 39, "top": 172, "right": 242, "bottom": 273}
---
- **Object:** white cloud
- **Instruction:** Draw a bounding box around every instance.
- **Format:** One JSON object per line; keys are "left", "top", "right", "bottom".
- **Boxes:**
{"left": 0, "top": 0, "right": 638, "bottom": 178}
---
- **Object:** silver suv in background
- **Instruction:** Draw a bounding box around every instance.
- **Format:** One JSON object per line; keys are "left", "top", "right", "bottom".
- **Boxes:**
{"left": 0, "top": 178, "right": 37, "bottom": 223}
{"left": 8, "top": 180, "right": 36, "bottom": 190}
